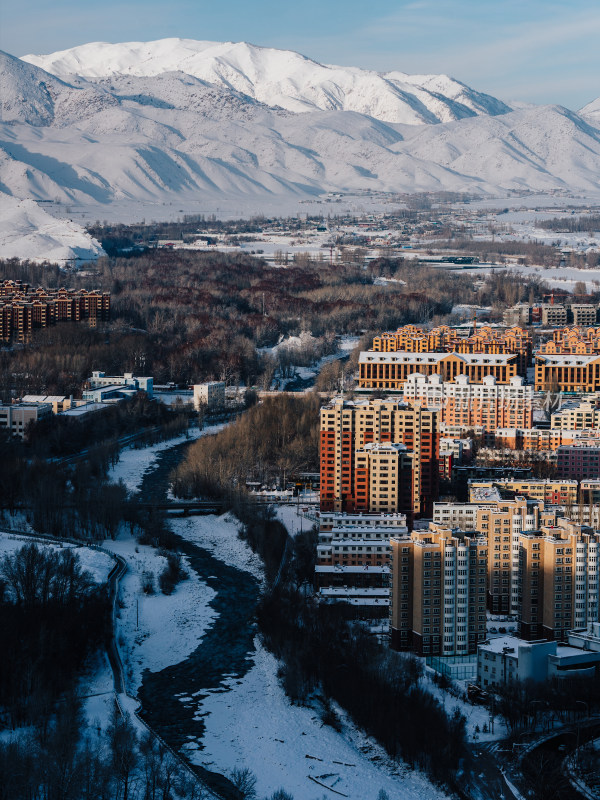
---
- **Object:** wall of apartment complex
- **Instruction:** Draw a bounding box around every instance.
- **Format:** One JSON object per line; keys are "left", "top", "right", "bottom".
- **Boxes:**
{"left": 551, "top": 400, "right": 600, "bottom": 430}
{"left": 359, "top": 351, "right": 518, "bottom": 391}
{"left": 0, "top": 281, "right": 110, "bottom": 341}
{"left": 402, "top": 373, "right": 533, "bottom": 432}
{"left": 494, "top": 427, "right": 600, "bottom": 451}
{"left": 434, "top": 497, "right": 558, "bottom": 615}
{"left": 557, "top": 446, "right": 600, "bottom": 480}
{"left": 319, "top": 397, "right": 439, "bottom": 518}
{"left": 390, "top": 524, "right": 488, "bottom": 657}
{"left": 535, "top": 353, "right": 600, "bottom": 392}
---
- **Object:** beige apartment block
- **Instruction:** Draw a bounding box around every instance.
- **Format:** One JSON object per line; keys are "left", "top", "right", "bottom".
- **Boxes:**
{"left": 390, "top": 524, "right": 488, "bottom": 657}
{"left": 518, "top": 519, "right": 599, "bottom": 642}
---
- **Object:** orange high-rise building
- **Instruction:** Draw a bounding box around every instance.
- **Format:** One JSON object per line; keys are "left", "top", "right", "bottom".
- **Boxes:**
{"left": 319, "top": 397, "right": 439, "bottom": 519}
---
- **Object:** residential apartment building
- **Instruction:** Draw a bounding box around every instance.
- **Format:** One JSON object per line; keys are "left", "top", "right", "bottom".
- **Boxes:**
{"left": 193, "top": 381, "right": 226, "bottom": 409}
{"left": 402, "top": 373, "right": 533, "bottom": 433}
{"left": 469, "top": 479, "right": 579, "bottom": 507}
{"left": 0, "top": 282, "right": 110, "bottom": 341}
{"left": 571, "top": 305, "right": 599, "bottom": 327}
{"left": 542, "top": 326, "right": 600, "bottom": 355}
{"left": 551, "top": 400, "right": 600, "bottom": 430}
{"left": 557, "top": 445, "right": 600, "bottom": 480}
{"left": 354, "top": 443, "right": 414, "bottom": 514}
{"left": 434, "top": 496, "right": 557, "bottom": 614}
{"left": 534, "top": 353, "right": 600, "bottom": 392}
{"left": 494, "top": 427, "right": 600, "bottom": 451}
{"left": 580, "top": 480, "right": 600, "bottom": 504}
{"left": 87, "top": 371, "right": 154, "bottom": 397}
{"left": 315, "top": 511, "right": 408, "bottom": 618}
{"left": 359, "top": 351, "right": 519, "bottom": 391}
{"left": 390, "top": 523, "right": 488, "bottom": 656}
{"left": 540, "top": 304, "right": 568, "bottom": 326}
{"left": 518, "top": 519, "right": 599, "bottom": 642}
{"left": 319, "top": 397, "right": 439, "bottom": 518}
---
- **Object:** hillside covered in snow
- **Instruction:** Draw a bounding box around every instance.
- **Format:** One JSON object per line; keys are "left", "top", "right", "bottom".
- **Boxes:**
{"left": 0, "top": 195, "right": 105, "bottom": 263}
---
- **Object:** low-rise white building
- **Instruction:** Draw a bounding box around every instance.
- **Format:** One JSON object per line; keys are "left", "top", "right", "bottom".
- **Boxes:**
{"left": 478, "top": 633, "right": 600, "bottom": 688}
{"left": 88, "top": 371, "right": 153, "bottom": 397}
{"left": 0, "top": 403, "right": 52, "bottom": 439}
{"left": 193, "top": 381, "right": 226, "bottom": 410}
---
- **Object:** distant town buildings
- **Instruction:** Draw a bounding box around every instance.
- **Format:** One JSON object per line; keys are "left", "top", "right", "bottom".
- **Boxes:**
{"left": 0, "top": 281, "right": 110, "bottom": 341}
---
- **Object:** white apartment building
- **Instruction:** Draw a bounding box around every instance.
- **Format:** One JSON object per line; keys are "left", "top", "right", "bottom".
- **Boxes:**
{"left": 193, "top": 381, "right": 226, "bottom": 410}
{"left": 401, "top": 373, "right": 533, "bottom": 432}
{"left": 552, "top": 400, "right": 600, "bottom": 430}
{"left": 316, "top": 511, "right": 408, "bottom": 617}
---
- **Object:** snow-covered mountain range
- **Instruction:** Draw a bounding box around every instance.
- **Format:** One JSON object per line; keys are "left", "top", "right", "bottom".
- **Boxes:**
{"left": 2, "top": 39, "right": 600, "bottom": 260}
{"left": 22, "top": 38, "right": 512, "bottom": 126}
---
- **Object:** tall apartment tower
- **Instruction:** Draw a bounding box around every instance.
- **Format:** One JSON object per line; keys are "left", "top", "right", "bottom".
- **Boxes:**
{"left": 518, "top": 519, "right": 599, "bottom": 642}
{"left": 390, "top": 524, "right": 488, "bottom": 656}
{"left": 319, "top": 398, "right": 439, "bottom": 518}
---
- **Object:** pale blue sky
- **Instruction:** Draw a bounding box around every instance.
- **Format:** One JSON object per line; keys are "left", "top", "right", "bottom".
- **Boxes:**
{"left": 1, "top": 0, "right": 598, "bottom": 109}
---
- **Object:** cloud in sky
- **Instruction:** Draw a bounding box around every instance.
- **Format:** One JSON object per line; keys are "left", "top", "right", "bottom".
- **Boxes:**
{"left": 1, "top": 0, "right": 597, "bottom": 108}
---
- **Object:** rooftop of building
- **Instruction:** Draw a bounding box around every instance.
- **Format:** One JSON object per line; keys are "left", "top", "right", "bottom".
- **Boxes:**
{"left": 315, "top": 565, "right": 390, "bottom": 573}
{"left": 358, "top": 441, "right": 408, "bottom": 453}
{"left": 21, "top": 394, "right": 68, "bottom": 403}
{"left": 536, "top": 353, "right": 600, "bottom": 365}
{"left": 470, "top": 486, "right": 503, "bottom": 502}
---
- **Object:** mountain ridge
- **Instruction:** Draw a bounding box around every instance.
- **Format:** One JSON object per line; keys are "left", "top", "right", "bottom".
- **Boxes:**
{"left": 21, "top": 38, "right": 513, "bottom": 126}
{"left": 1, "top": 45, "right": 600, "bottom": 263}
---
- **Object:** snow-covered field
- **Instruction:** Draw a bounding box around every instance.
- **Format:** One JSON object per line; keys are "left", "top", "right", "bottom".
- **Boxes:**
{"left": 189, "top": 640, "right": 449, "bottom": 800}
{"left": 103, "top": 532, "right": 217, "bottom": 695}
{"left": 0, "top": 531, "right": 114, "bottom": 585}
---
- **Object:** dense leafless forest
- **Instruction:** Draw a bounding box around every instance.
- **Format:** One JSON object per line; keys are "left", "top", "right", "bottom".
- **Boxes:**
{"left": 171, "top": 394, "right": 320, "bottom": 499}
{"left": 1, "top": 242, "right": 556, "bottom": 400}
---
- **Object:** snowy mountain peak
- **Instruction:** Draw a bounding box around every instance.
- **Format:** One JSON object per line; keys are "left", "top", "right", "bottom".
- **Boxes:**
{"left": 21, "top": 38, "right": 512, "bottom": 125}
